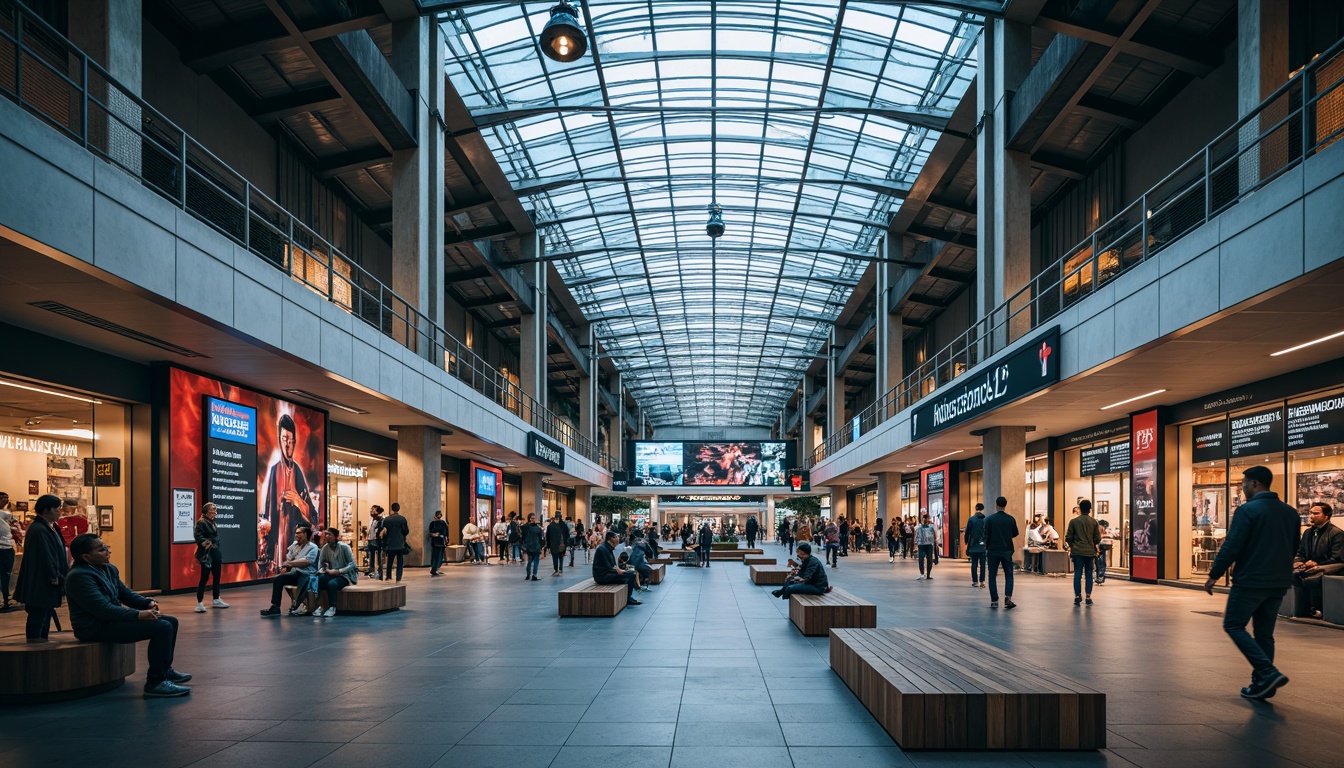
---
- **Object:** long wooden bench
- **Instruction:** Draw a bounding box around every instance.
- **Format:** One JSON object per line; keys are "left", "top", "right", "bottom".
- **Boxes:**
{"left": 286, "top": 581, "right": 407, "bottom": 615}
{"left": 830, "top": 627, "right": 1106, "bottom": 750}
{"left": 709, "top": 548, "right": 763, "bottom": 560}
{"left": 750, "top": 564, "right": 792, "bottom": 585}
{"left": 0, "top": 636, "right": 136, "bottom": 704}
{"left": 559, "top": 579, "right": 628, "bottom": 617}
{"left": 743, "top": 555, "right": 777, "bottom": 565}
{"left": 789, "top": 587, "right": 876, "bottom": 636}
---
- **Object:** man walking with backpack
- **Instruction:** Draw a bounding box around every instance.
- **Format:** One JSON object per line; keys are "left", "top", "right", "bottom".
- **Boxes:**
{"left": 964, "top": 503, "right": 987, "bottom": 588}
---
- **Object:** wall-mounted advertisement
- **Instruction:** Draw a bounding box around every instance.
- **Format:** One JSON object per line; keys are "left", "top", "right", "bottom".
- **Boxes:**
{"left": 167, "top": 367, "right": 326, "bottom": 590}
{"left": 476, "top": 467, "right": 498, "bottom": 497}
{"left": 1130, "top": 409, "right": 1160, "bottom": 581}
{"left": 630, "top": 441, "right": 790, "bottom": 486}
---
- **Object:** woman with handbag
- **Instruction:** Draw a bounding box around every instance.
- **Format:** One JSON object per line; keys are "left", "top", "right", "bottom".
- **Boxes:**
{"left": 194, "top": 502, "right": 230, "bottom": 612}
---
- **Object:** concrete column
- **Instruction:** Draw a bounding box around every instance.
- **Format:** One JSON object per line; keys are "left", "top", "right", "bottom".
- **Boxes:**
{"left": 609, "top": 373, "right": 624, "bottom": 463}
{"left": 69, "top": 0, "right": 142, "bottom": 173}
{"left": 521, "top": 472, "right": 546, "bottom": 522}
{"left": 874, "top": 471, "right": 900, "bottom": 527}
{"left": 827, "top": 328, "right": 846, "bottom": 438}
{"left": 829, "top": 486, "right": 849, "bottom": 523}
{"left": 976, "top": 18, "right": 1033, "bottom": 348}
{"left": 390, "top": 17, "right": 445, "bottom": 348}
{"left": 982, "top": 426, "right": 1027, "bottom": 565}
{"left": 579, "top": 326, "right": 597, "bottom": 443}
{"left": 647, "top": 495, "right": 658, "bottom": 525}
{"left": 1238, "top": 0, "right": 1290, "bottom": 188}
{"left": 573, "top": 485, "right": 592, "bottom": 526}
{"left": 800, "top": 376, "right": 816, "bottom": 460}
{"left": 395, "top": 425, "right": 441, "bottom": 566}
{"left": 874, "top": 238, "right": 903, "bottom": 411}
{"left": 519, "top": 231, "right": 548, "bottom": 412}
{"left": 766, "top": 496, "right": 775, "bottom": 528}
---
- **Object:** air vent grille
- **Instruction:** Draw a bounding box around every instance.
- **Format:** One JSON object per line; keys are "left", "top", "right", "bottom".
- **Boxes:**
{"left": 28, "top": 301, "right": 209, "bottom": 358}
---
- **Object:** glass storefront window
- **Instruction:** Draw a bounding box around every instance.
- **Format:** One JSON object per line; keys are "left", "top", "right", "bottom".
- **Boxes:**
{"left": 326, "top": 448, "right": 391, "bottom": 558}
{"left": 0, "top": 375, "right": 131, "bottom": 574}
{"left": 1062, "top": 441, "right": 1131, "bottom": 575}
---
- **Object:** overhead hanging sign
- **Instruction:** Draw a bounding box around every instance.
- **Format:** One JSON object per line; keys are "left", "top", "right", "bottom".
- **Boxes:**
{"left": 527, "top": 432, "right": 565, "bottom": 471}
{"left": 1079, "top": 445, "right": 1111, "bottom": 476}
{"left": 1191, "top": 419, "right": 1228, "bottom": 464}
{"left": 1229, "top": 406, "right": 1284, "bottom": 458}
{"left": 1287, "top": 393, "right": 1344, "bottom": 450}
{"left": 910, "top": 326, "right": 1060, "bottom": 441}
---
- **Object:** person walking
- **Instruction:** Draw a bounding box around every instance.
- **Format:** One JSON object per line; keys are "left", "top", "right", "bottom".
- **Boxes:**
{"left": 492, "top": 515, "right": 509, "bottom": 563}
{"left": 745, "top": 515, "right": 759, "bottom": 549}
{"left": 901, "top": 517, "right": 915, "bottom": 559}
{"left": 823, "top": 519, "right": 840, "bottom": 568}
{"left": 365, "top": 505, "right": 385, "bottom": 579}
{"left": 380, "top": 503, "right": 410, "bottom": 582}
{"left": 0, "top": 491, "right": 17, "bottom": 612}
{"left": 546, "top": 513, "right": 569, "bottom": 576}
{"left": 193, "top": 502, "right": 229, "bottom": 612}
{"left": 915, "top": 513, "right": 937, "bottom": 580}
{"left": 428, "top": 511, "right": 449, "bottom": 576}
{"left": 983, "top": 496, "right": 1019, "bottom": 610}
{"left": 884, "top": 520, "right": 900, "bottom": 563}
{"left": 521, "top": 512, "right": 544, "bottom": 581}
{"left": 507, "top": 512, "right": 522, "bottom": 563}
{"left": 1096, "top": 520, "right": 1113, "bottom": 585}
{"left": 964, "top": 503, "right": 987, "bottom": 588}
{"left": 794, "top": 519, "right": 811, "bottom": 557}
{"left": 1204, "top": 465, "right": 1300, "bottom": 700}
{"left": 14, "top": 495, "right": 67, "bottom": 641}
{"left": 838, "top": 517, "right": 850, "bottom": 558}
{"left": 1065, "top": 500, "right": 1101, "bottom": 606}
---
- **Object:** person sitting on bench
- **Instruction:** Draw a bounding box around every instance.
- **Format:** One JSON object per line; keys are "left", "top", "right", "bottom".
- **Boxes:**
{"left": 65, "top": 533, "right": 192, "bottom": 698}
{"left": 259, "top": 524, "right": 319, "bottom": 617}
{"left": 593, "top": 531, "right": 641, "bottom": 606}
{"left": 772, "top": 542, "right": 830, "bottom": 599}
{"left": 314, "top": 526, "right": 358, "bottom": 617}
{"left": 627, "top": 532, "right": 654, "bottom": 591}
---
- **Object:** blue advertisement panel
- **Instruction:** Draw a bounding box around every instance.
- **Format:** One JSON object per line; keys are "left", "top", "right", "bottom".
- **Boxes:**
{"left": 204, "top": 397, "right": 259, "bottom": 564}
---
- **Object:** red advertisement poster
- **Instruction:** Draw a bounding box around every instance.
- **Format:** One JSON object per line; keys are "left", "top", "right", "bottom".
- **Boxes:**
{"left": 168, "top": 368, "right": 326, "bottom": 590}
{"left": 1130, "top": 409, "right": 1160, "bottom": 581}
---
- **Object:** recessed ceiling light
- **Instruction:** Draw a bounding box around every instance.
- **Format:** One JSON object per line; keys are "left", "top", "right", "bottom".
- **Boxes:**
{"left": 1100, "top": 389, "right": 1167, "bottom": 410}
{"left": 283, "top": 389, "right": 370, "bottom": 414}
{"left": 1270, "top": 330, "right": 1344, "bottom": 357}
{"left": 26, "top": 427, "right": 98, "bottom": 440}
{"left": 0, "top": 379, "right": 101, "bottom": 404}
{"left": 928, "top": 450, "right": 963, "bottom": 462}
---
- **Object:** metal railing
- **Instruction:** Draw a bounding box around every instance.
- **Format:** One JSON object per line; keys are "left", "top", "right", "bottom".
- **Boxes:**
{"left": 811, "top": 36, "right": 1344, "bottom": 467}
{"left": 0, "top": 1, "right": 617, "bottom": 471}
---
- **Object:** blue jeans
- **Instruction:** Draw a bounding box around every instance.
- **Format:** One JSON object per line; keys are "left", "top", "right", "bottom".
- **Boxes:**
{"left": 525, "top": 551, "right": 540, "bottom": 578}
{"left": 511, "top": 542, "right": 521, "bottom": 561}
{"left": 987, "top": 553, "right": 1014, "bottom": 602}
{"left": 968, "top": 552, "right": 986, "bottom": 584}
{"left": 780, "top": 582, "right": 825, "bottom": 598}
{"left": 917, "top": 544, "right": 935, "bottom": 575}
{"left": 1072, "top": 555, "right": 1095, "bottom": 597}
{"left": 1222, "top": 586, "right": 1285, "bottom": 678}
{"left": 825, "top": 543, "right": 840, "bottom": 565}
{"left": 1096, "top": 548, "right": 1109, "bottom": 582}
{"left": 887, "top": 539, "right": 898, "bottom": 558}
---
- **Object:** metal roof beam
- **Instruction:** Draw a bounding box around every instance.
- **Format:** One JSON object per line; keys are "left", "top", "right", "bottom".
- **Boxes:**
{"left": 835, "top": 314, "right": 876, "bottom": 373}
{"left": 183, "top": 10, "right": 389, "bottom": 73}
{"left": 539, "top": 207, "right": 889, "bottom": 231}
{"left": 1033, "top": 12, "right": 1219, "bottom": 76}
{"left": 515, "top": 174, "right": 911, "bottom": 199}
{"left": 460, "top": 293, "right": 516, "bottom": 308}
{"left": 313, "top": 146, "right": 393, "bottom": 178}
{"left": 472, "top": 104, "right": 952, "bottom": 133}
{"left": 423, "top": 0, "right": 1006, "bottom": 16}
{"left": 248, "top": 86, "right": 344, "bottom": 123}
{"left": 445, "top": 223, "right": 515, "bottom": 244}
{"left": 547, "top": 314, "right": 591, "bottom": 379}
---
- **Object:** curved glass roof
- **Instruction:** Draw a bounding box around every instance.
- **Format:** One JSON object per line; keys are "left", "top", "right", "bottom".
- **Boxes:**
{"left": 442, "top": 1, "right": 983, "bottom": 427}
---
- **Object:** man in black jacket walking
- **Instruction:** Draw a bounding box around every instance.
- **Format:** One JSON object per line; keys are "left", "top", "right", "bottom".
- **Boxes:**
{"left": 964, "top": 503, "right": 988, "bottom": 588}
{"left": 983, "top": 497, "right": 1019, "bottom": 610}
{"left": 745, "top": 515, "right": 759, "bottom": 549}
{"left": 546, "top": 514, "right": 569, "bottom": 576}
{"left": 66, "top": 533, "right": 191, "bottom": 697}
{"left": 1206, "top": 466, "right": 1300, "bottom": 699}
{"left": 697, "top": 522, "right": 713, "bottom": 568}
{"left": 772, "top": 542, "right": 829, "bottom": 599}
{"left": 593, "top": 531, "right": 640, "bottom": 605}
{"left": 380, "top": 503, "right": 411, "bottom": 582}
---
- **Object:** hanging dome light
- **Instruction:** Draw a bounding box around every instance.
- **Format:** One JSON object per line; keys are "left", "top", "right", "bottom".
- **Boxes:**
{"left": 539, "top": 1, "right": 587, "bottom": 63}
{"left": 706, "top": 202, "right": 725, "bottom": 239}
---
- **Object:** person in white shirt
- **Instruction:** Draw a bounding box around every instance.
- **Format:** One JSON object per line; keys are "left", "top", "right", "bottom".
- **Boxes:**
{"left": 1025, "top": 519, "right": 1045, "bottom": 573}
{"left": 492, "top": 518, "right": 509, "bottom": 563}
{"left": 259, "top": 525, "right": 320, "bottom": 616}
{"left": 462, "top": 521, "right": 485, "bottom": 564}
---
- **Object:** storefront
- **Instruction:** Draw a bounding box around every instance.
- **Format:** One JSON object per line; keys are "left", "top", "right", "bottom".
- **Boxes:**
{"left": 0, "top": 372, "right": 138, "bottom": 579}
{"left": 468, "top": 462, "right": 503, "bottom": 533}
{"left": 326, "top": 448, "right": 393, "bottom": 554}
{"left": 1056, "top": 420, "right": 1132, "bottom": 576}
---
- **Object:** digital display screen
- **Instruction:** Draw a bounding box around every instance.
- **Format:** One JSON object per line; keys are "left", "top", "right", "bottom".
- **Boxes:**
{"left": 476, "top": 467, "right": 497, "bottom": 497}
{"left": 630, "top": 441, "right": 791, "bottom": 486}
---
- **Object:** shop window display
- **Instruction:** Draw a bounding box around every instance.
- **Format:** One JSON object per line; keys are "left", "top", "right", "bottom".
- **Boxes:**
{"left": 1063, "top": 440, "right": 1131, "bottom": 576}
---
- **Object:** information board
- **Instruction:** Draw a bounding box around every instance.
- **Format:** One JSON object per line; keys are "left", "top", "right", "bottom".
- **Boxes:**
{"left": 1229, "top": 406, "right": 1284, "bottom": 458}
{"left": 1287, "top": 393, "right": 1344, "bottom": 450}
{"left": 1191, "top": 419, "right": 1228, "bottom": 464}
{"left": 1079, "top": 445, "right": 1111, "bottom": 476}
{"left": 204, "top": 397, "right": 259, "bottom": 564}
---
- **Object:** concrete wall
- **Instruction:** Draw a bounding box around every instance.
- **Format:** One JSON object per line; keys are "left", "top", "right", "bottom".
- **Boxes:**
{"left": 814, "top": 133, "right": 1344, "bottom": 484}
{"left": 0, "top": 94, "right": 611, "bottom": 488}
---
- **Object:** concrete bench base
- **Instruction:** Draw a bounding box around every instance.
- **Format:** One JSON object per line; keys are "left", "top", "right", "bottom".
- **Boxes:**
{"left": 0, "top": 636, "right": 135, "bottom": 704}
{"left": 790, "top": 587, "right": 876, "bottom": 636}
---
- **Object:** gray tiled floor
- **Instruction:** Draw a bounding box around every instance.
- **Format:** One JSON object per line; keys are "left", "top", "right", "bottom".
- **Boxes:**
{"left": 2, "top": 543, "right": 1339, "bottom": 767}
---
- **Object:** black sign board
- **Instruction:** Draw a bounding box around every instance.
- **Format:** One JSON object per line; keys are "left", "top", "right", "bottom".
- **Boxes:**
{"left": 1287, "top": 392, "right": 1344, "bottom": 450}
{"left": 83, "top": 457, "right": 121, "bottom": 487}
{"left": 203, "top": 397, "right": 259, "bottom": 565}
{"left": 1079, "top": 445, "right": 1111, "bottom": 476}
{"left": 611, "top": 471, "right": 628, "bottom": 493}
{"left": 527, "top": 432, "right": 565, "bottom": 470}
{"left": 911, "top": 327, "right": 1060, "bottom": 440}
{"left": 1229, "top": 406, "right": 1284, "bottom": 458}
{"left": 1108, "top": 441, "right": 1131, "bottom": 474}
{"left": 1191, "top": 419, "right": 1228, "bottom": 463}
{"left": 926, "top": 470, "right": 945, "bottom": 493}
{"left": 1059, "top": 419, "right": 1130, "bottom": 448}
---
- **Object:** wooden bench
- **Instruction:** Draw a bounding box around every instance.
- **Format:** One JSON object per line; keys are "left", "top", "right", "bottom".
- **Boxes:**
{"left": 750, "top": 564, "right": 792, "bottom": 585}
{"left": 286, "top": 581, "right": 407, "bottom": 615}
{"left": 830, "top": 627, "right": 1106, "bottom": 750}
{"left": 559, "top": 579, "right": 628, "bottom": 617}
{"left": 709, "top": 548, "right": 763, "bottom": 560}
{"left": 648, "top": 563, "right": 666, "bottom": 584}
{"left": 0, "top": 636, "right": 136, "bottom": 704}
{"left": 743, "top": 555, "right": 777, "bottom": 565}
{"left": 789, "top": 587, "right": 877, "bottom": 636}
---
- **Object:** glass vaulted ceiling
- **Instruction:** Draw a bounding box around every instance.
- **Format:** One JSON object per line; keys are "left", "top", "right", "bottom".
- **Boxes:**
{"left": 442, "top": 1, "right": 982, "bottom": 427}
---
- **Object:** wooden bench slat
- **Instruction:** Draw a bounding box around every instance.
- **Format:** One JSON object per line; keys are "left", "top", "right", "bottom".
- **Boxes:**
{"left": 789, "top": 586, "right": 877, "bottom": 636}
{"left": 559, "top": 578, "right": 627, "bottom": 617}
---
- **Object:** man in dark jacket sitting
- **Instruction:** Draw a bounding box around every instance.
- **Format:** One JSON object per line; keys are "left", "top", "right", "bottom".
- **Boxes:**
{"left": 1291, "top": 502, "right": 1344, "bottom": 617}
{"left": 65, "top": 533, "right": 192, "bottom": 698}
{"left": 593, "top": 531, "right": 641, "bottom": 606}
{"left": 772, "top": 542, "right": 829, "bottom": 599}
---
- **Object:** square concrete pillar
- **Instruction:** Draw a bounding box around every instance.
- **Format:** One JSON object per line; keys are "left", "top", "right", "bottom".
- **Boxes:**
{"left": 982, "top": 426, "right": 1028, "bottom": 564}
{"left": 395, "top": 425, "right": 442, "bottom": 566}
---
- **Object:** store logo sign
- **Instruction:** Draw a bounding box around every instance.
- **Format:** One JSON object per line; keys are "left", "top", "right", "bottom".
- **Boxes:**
{"left": 1134, "top": 427, "right": 1156, "bottom": 452}
{"left": 528, "top": 432, "right": 565, "bottom": 470}
{"left": 0, "top": 433, "right": 78, "bottom": 457}
{"left": 328, "top": 463, "right": 367, "bottom": 479}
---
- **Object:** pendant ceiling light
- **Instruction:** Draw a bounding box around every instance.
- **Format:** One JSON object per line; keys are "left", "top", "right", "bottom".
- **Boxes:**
{"left": 539, "top": 1, "right": 587, "bottom": 63}
{"left": 706, "top": 203, "right": 725, "bottom": 239}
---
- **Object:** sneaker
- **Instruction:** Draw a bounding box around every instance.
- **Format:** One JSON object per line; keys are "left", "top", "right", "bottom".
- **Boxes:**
{"left": 164, "top": 668, "right": 192, "bottom": 683}
{"left": 524, "top": 575, "right": 531, "bottom": 581}
{"left": 291, "top": 604, "right": 310, "bottom": 616}
{"left": 195, "top": 603, "right": 207, "bottom": 613}
{"left": 1074, "top": 596, "right": 1082, "bottom": 606}
{"left": 144, "top": 681, "right": 191, "bottom": 698}
{"left": 1242, "top": 671, "right": 1289, "bottom": 700}
{"left": 259, "top": 606, "right": 281, "bottom": 617}
{"left": 212, "top": 598, "right": 230, "bottom": 608}
{"left": 323, "top": 607, "right": 337, "bottom": 617}
{"left": 530, "top": 576, "right": 540, "bottom": 581}
{"left": 1085, "top": 597, "right": 1094, "bottom": 606}
{"left": 626, "top": 598, "right": 643, "bottom": 606}
{"left": 771, "top": 589, "right": 783, "bottom": 598}
{"left": 1005, "top": 599, "right": 1017, "bottom": 610}
{"left": 926, "top": 576, "right": 932, "bottom": 580}
{"left": 990, "top": 601, "right": 999, "bottom": 609}
{"left": 889, "top": 557, "right": 895, "bottom": 563}
{"left": 916, "top": 575, "right": 926, "bottom": 580}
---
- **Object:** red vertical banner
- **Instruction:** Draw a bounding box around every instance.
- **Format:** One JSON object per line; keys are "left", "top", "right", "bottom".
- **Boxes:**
{"left": 1130, "top": 409, "right": 1160, "bottom": 582}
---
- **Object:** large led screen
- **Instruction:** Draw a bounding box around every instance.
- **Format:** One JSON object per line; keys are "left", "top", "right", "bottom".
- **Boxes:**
{"left": 167, "top": 367, "right": 326, "bottom": 590}
{"left": 630, "top": 441, "right": 790, "bottom": 486}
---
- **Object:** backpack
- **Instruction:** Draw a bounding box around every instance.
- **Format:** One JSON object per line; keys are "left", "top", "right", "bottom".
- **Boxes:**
{"left": 507, "top": 521, "right": 521, "bottom": 543}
